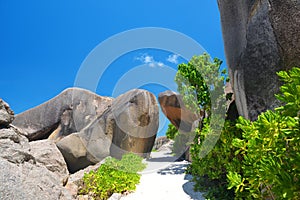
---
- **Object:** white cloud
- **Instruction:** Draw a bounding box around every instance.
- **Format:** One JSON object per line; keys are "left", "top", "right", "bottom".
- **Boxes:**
{"left": 149, "top": 62, "right": 155, "bottom": 67}
{"left": 144, "top": 55, "right": 154, "bottom": 63}
{"left": 135, "top": 54, "right": 165, "bottom": 67}
{"left": 167, "top": 54, "right": 179, "bottom": 64}
{"left": 157, "top": 62, "right": 164, "bottom": 67}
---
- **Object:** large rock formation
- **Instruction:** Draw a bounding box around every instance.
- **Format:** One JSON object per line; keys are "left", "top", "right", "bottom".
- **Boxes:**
{"left": 12, "top": 88, "right": 159, "bottom": 172}
{"left": 0, "top": 100, "right": 72, "bottom": 200}
{"left": 56, "top": 112, "right": 113, "bottom": 173}
{"left": 158, "top": 90, "right": 200, "bottom": 133}
{"left": 110, "top": 89, "right": 159, "bottom": 159}
{"left": 12, "top": 87, "right": 113, "bottom": 141}
{"left": 218, "top": 0, "right": 300, "bottom": 120}
{"left": 56, "top": 89, "right": 159, "bottom": 172}
{"left": 11, "top": 88, "right": 113, "bottom": 172}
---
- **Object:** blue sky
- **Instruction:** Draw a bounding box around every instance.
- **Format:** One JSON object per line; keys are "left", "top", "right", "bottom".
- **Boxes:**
{"left": 0, "top": 0, "right": 226, "bottom": 136}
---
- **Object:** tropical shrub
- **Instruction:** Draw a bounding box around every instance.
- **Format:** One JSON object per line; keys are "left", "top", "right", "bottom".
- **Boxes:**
{"left": 175, "top": 53, "right": 226, "bottom": 114}
{"left": 79, "top": 153, "right": 146, "bottom": 200}
{"left": 172, "top": 53, "right": 300, "bottom": 200}
{"left": 167, "top": 53, "right": 230, "bottom": 198}
{"left": 187, "top": 120, "right": 240, "bottom": 199}
{"left": 228, "top": 67, "right": 300, "bottom": 199}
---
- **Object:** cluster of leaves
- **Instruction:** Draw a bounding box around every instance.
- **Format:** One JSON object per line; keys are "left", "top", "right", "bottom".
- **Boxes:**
{"left": 228, "top": 67, "right": 300, "bottom": 199}
{"left": 176, "top": 53, "right": 227, "bottom": 158}
{"left": 79, "top": 153, "right": 146, "bottom": 200}
{"left": 187, "top": 119, "right": 242, "bottom": 199}
{"left": 166, "top": 123, "right": 179, "bottom": 140}
{"left": 175, "top": 53, "right": 226, "bottom": 114}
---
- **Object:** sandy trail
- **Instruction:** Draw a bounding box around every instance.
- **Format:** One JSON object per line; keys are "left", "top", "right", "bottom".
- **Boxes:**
{"left": 120, "top": 149, "right": 205, "bottom": 200}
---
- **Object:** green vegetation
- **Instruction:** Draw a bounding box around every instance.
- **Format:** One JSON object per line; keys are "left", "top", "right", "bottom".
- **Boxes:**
{"left": 79, "top": 153, "right": 146, "bottom": 200}
{"left": 188, "top": 66, "right": 299, "bottom": 199}
{"left": 174, "top": 53, "right": 230, "bottom": 199}
{"left": 169, "top": 52, "right": 300, "bottom": 199}
{"left": 227, "top": 67, "right": 300, "bottom": 199}
{"left": 166, "top": 123, "right": 179, "bottom": 140}
{"left": 166, "top": 53, "right": 229, "bottom": 198}
{"left": 175, "top": 53, "right": 226, "bottom": 114}
{"left": 167, "top": 53, "right": 226, "bottom": 158}
{"left": 187, "top": 120, "right": 239, "bottom": 199}
{"left": 166, "top": 123, "right": 194, "bottom": 156}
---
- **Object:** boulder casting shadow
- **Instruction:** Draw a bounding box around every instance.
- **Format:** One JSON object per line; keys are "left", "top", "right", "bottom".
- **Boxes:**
{"left": 12, "top": 88, "right": 159, "bottom": 173}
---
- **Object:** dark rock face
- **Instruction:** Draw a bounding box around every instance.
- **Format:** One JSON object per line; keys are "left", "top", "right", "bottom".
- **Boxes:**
{"left": 12, "top": 87, "right": 113, "bottom": 141}
{"left": 225, "top": 82, "right": 239, "bottom": 121}
{"left": 110, "top": 89, "right": 159, "bottom": 159}
{"left": 218, "top": 0, "right": 300, "bottom": 120}
{"left": 158, "top": 90, "right": 200, "bottom": 133}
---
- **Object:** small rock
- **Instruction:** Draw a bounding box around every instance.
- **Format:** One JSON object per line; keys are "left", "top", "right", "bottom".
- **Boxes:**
{"left": 0, "top": 99, "right": 14, "bottom": 127}
{"left": 68, "top": 158, "right": 107, "bottom": 184}
{"left": 108, "top": 193, "right": 122, "bottom": 200}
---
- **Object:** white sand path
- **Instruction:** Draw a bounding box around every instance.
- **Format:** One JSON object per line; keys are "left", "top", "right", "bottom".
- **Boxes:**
{"left": 120, "top": 149, "right": 205, "bottom": 200}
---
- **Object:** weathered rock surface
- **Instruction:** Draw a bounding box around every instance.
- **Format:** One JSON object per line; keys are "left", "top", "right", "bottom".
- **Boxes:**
{"left": 110, "top": 89, "right": 159, "bottom": 159}
{"left": 218, "top": 0, "right": 300, "bottom": 120}
{"left": 158, "top": 90, "right": 200, "bottom": 133}
{"left": 0, "top": 158, "right": 71, "bottom": 200}
{"left": 30, "top": 140, "right": 69, "bottom": 185}
{"left": 0, "top": 104, "right": 72, "bottom": 199}
{"left": 11, "top": 88, "right": 159, "bottom": 173}
{"left": 12, "top": 87, "right": 113, "bottom": 141}
{"left": 51, "top": 89, "right": 159, "bottom": 172}
{"left": 56, "top": 115, "right": 112, "bottom": 173}
{"left": 0, "top": 99, "right": 14, "bottom": 127}
{"left": 152, "top": 136, "right": 170, "bottom": 151}
{"left": 0, "top": 127, "right": 33, "bottom": 164}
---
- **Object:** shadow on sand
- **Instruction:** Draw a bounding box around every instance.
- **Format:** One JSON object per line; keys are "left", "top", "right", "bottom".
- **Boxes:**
{"left": 157, "top": 162, "right": 188, "bottom": 175}
{"left": 155, "top": 161, "right": 204, "bottom": 200}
